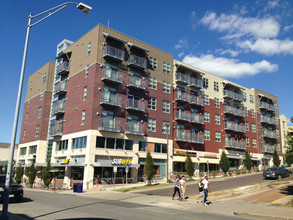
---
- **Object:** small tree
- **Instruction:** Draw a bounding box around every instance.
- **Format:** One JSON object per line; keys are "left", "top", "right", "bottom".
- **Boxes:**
{"left": 220, "top": 151, "right": 230, "bottom": 176}
{"left": 42, "top": 160, "right": 53, "bottom": 189}
{"left": 244, "top": 150, "right": 252, "bottom": 173}
{"left": 144, "top": 152, "right": 156, "bottom": 185}
{"left": 15, "top": 166, "right": 24, "bottom": 184}
{"left": 285, "top": 151, "right": 293, "bottom": 166}
{"left": 185, "top": 153, "right": 194, "bottom": 180}
{"left": 273, "top": 147, "right": 280, "bottom": 167}
{"left": 28, "top": 162, "right": 36, "bottom": 187}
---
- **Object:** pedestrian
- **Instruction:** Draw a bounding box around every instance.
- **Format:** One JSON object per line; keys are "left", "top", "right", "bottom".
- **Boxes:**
{"left": 172, "top": 176, "right": 181, "bottom": 200}
{"left": 95, "top": 175, "right": 102, "bottom": 191}
{"left": 202, "top": 175, "right": 211, "bottom": 206}
{"left": 196, "top": 179, "right": 204, "bottom": 203}
{"left": 179, "top": 176, "right": 186, "bottom": 200}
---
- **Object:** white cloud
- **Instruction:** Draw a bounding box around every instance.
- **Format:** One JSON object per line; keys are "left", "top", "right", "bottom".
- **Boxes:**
{"left": 191, "top": 10, "right": 196, "bottom": 18}
{"left": 182, "top": 54, "right": 278, "bottom": 78}
{"left": 215, "top": 49, "right": 240, "bottom": 57}
{"left": 178, "top": 51, "right": 185, "bottom": 58}
{"left": 265, "top": 0, "right": 280, "bottom": 10}
{"left": 200, "top": 12, "right": 280, "bottom": 39}
{"left": 284, "top": 24, "right": 293, "bottom": 32}
{"left": 175, "top": 39, "right": 188, "bottom": 49}
{"left": 237, "top": 38, "right": 293, "bottom": 55}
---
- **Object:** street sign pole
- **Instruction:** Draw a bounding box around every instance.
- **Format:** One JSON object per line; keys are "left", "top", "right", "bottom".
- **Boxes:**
{"left": 113, "top": 166, "right": 117, "bottom": 190}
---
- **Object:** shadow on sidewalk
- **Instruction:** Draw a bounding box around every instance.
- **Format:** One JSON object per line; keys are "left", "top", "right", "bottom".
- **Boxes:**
{"left": 280, "top": 185, "right": 293, "bottom": 195}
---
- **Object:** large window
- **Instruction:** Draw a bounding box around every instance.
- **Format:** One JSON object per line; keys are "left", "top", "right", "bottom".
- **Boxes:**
{"left": 149, "top": 77, "right": 157, "bottom": 89}
{"left": 56, "top": 140, "right": 68, "bottom": 151}
{"left": 203, "top": 94, "right": 209, "bottom": 105}
{"left": 203, "top": 78, "right": 209, "bottom": 89}
{"left": 72, "top": 136, "right": 87, "bottom": 149}
{"left": 214, "top": 81, "right": 219, "bottom": 91}
{"left": 215, "top": 131, "right": 221, "bottom": 142}
{"left": 148, "top": 97, "right": 156, "bottom": 110}
{"left": 96, "top": 137, "right": 133, "bottom": 151}
{"left": 215, "top": 114, "right": 220, "bottom": 125}
{"left": 149, "top": 57, "right": 157, "bottom": 70}
{"left": 154, "top": 143, "right": 167, "bottom": 153}
{"left": 204, "top": 129, "right": 210, "bottom": 140}
{"left": 204, "top": 111, "right": 210, "bottom": 122}
{"left": 29, "top": 145, "right": 37, "bottom": 154}
{"left": 163, "top": 62, "right": 170, "bottom": 74}
{"left": 163, "top": 81, "right": 170, "bottom": 93}
{"left": 19, "top": 147, "right": 27, "bottom": 156}
{"left": 35, "top": 125, "right": 40, "bottom": 136}
{"left": 214, "top": 98, "right": 220, "bottom": 108}
{"left": 162, "top": 100, "right": 170, "bottom": 113}
{"left": 139, "top": 141, "right": 147, "bottom": 151}
{"left": 148, "top": 118, "right": 156, "bottom": 132}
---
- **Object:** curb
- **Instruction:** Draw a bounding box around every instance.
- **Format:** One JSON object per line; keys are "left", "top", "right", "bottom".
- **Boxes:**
{"left": 234, "top": 212, "right": 293, "bottom": 220}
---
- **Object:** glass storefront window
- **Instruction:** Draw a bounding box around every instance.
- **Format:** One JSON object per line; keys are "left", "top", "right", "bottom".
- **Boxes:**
{"left": 71, "top": 166, "right": 84, "bottom": 180}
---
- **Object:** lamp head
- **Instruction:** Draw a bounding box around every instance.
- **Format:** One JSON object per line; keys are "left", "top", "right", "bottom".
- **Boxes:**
{"left": 77, "top": 2, "right": 92, "bottom": 14}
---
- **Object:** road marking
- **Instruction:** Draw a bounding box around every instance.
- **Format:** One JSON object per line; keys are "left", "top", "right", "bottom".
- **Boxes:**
{"left": 184, "top": 217, "right": 201, "bottom": 220}
{"left": 271, "top": 195, "right": 289, "bottom": 204}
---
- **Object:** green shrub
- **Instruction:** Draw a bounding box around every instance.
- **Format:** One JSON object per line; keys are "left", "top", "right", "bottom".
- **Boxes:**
{"left": 185, "top": 154, "right": 194, "bottom": 180}
{"left": 228, "top": 170, "right": 233, "bottom": 176}
{"left": 236, "top": 169, "right": 241, "bottom": 175}
{"left": 144, "top": 152, "right": 156, "bottom": 185}
{"left": 241, "top": 169, "right": 247, "bottom": 174}
{"left": 15, "top": 166, "right": 23, "bottom": 184}
{"left": 211, "top": 170, "right": 218, "bottom": 178}
{"left": 220, "top": 151, "right": 230, "bottom": 176}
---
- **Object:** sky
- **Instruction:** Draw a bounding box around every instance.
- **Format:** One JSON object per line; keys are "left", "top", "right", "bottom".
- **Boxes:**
{"left": 0, "top": 0, "right": 293, "bottom": 144}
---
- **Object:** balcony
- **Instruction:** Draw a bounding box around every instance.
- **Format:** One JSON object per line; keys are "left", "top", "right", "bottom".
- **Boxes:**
{"left": 189, "top": 77, "right": 203, "bottom": 88}
{"left": 52, "top": 100, "right": 66, "bottom": 115}
{"left": 100, "top": 94, "right": 123, "bottom": 108}
{"left": 126, "top": 99, "right": 145, "bottom": 112}
{"left": 224, "top": 105, "right": 246, "bottom": 117}
{"left": 263, "top": 144, "right": 274, "bottom": 153}
{"left": 176, "top": 92, "right": 190, "bottom": 103}
{"left": 190, "top": 95, "right": 204, "bottom": 106}
{"left": 175, "top": 131, "right": 190, "bottom": 142}
{"left": 223, "top": 90, "right": 244, "bottom": 102}
{"left": 225, "top": 140, "right": 246, "bottom": 150}
{"left": 190, "top": 132, "right": 204, "bottom": 144}
{"left": 175, "top": 111, "right": 190, "bottom": 121}
{"left": 261, "top": 129, "right": 279, "bottom": 139}
{"left": 102, "top": 68, "right": 123, "bottom": 84}
{"left": 49, "top": 121, "right": 64, "bottom": 137}
{"left": 127, "top": 76, "right": 147, "bottom": 90}
{"left": 260, "top": 115, "right": 278, "bottom": 125}
{"left": 128, "top": 54, "right": 147, "bottom": 69}
{"left": 259, "top": 102, "right": 277, "bottom": 112}
{"left": 225, "top": 122, "right": 245, "bottom": 133}
{"left": 98, "top": 118, "right": 121, "bottom": 133}
{"left": 103, "top": 45, "right": 125, "bottom": 61}
{"left": 190, "top": 114, "right": 204, "bottom": 124}
{"left": 56, "top": 62, "right": 70, "bottom": 75}
{"left": 54, "top": 80, "right": 68, "bottom": 94}
{"left": 125, "top": 122, "right": 144, "bottom": 135}
{"left": 175, "top": 72, "right": 190, "bottom": 84}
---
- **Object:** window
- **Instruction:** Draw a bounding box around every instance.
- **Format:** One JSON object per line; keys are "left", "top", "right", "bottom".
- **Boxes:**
{"left": 72, "top": 136, "right": 87, "bottom": 149}
{"left": 251, "top": 109, "right": 255, "bottom": 118}
{"left": 85, "top": 64, "right": 89, "bottom": 77}
{"left": 252, "top": 123, "right": 256, "bottom": 132}
{"left": 204, "top": 129, "right": 210, "bottom": 140}
{"left": 23, "top": 130, "right": 26, "bottom": 138}
{"left": 25, "top": 113, "right": 28, "bottom": 121}
{"left": 243, "top": 92, "right": 247, "bottom": 102}
{"left": 87, "top": 42, "right": 91, "bottom": 55}
{"left": 81, "top": 110, "right": 85, "bottom": 125}
{"left": 252, "top": 138, "right": 256, "bottom": 148}
{"left": 163, "top": 81, "right": 170, "bottom": 93}
{"left": 149, "top": 77, "right": 157, "bottom": 89}
{"left": 35, "top": 125, "right": 40, "bottom": 136}
{"left": 162, "top": 100, "right": 170, "bottom": 113}
{"left": 163, "top": 62, "right": 170, "bottom": 74}
{"left": 203, "top": 78, "right": 209, "bottom": 89}
{"left": 203, "top": 94, "right": 209, "bottom": 105}
{"left": 30, "top": 82, "right": 33, "bottom": 91}
{"left": 204, "top": 112, "right": 210, "bottom": 122}
{"left": 125, "top": 140, "right": 133, "bottom": 150}
{"left": 250, "top": 94, "right": 254, "bottom": 104}
{"left": 246, "top": 137, "right": 250, "bottom": 147}
{"left": 56, "top": 140, "right": 68, "bottom": 151}
{"left": 139, "top": 141, "right": 147, "bottom": 151}
{"left": 162, "top": 121, "right": 170, "bottom": 134}
{"left": 245, "top": 122, "right": 249, "bottom": 131}
{"left": 244, "top": 107, "right": 248, "bottom": 116}
{"left": 215, "top": 114, "right": 220, "bottom": 125}
{"left": 214, "top": 98, "right": 220, "bottom": 108}
{"left": 19, "top": 147, "right": 27, "bottom": 156}
{"left": 154, "top": 143, "right": 167, "bottom": 153}
{"left": 148, "top": 97, "right": 156, "bottom": 110}
{"left": 29, "top": 145, "right": 37, "bottom": 154}
{"left": 42, "top": 72, "right": 47, "bottom": 83}
{"left": 215, "top": 131, "right": 221, "bottom": 142}
{"left": 83, "top": 87, "right": 88, "bottom": 101}
{"left": 38, "top": 107, "right": 42, "bottom": 118}
{"left": 149, "top": 57, "right": 157, "bottom": 70}
{"left": 148, "top": 119, "right": 156, "bottom": 132}
{"left": 40, "top": 90, "right": 44, "bottom": 100}
{"left": 214, "top": 81, "right": 219, "bottom": 91}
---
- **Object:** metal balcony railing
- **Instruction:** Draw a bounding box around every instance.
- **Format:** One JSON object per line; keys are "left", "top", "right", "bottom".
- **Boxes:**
{"left": 175, "top": 111, "right": 190, "bottom": 121}
{"left": 260, "top": 115, "right": 278, "bottom": 125}
{"left": 49, "top": 121, "right": 64, "bottom": 137}
{"left": 56, "top": 61, "right": 70, "bottom": 75}
{"left": 52, "top": 100, "right": 66, "bottom": 115}
{"left": 175, "top": 131, "right": 190, "bottom": 142}
{"left": 127, "top": 76, "right": 147, "bottom": 90}
{"left": 102, "top": 68, "right": 123, "bottom": 84}
{"left": 262, "top": 144, "right": 274, "bottom": 153}
{"left": 190, "top": 95, "right": 204, "bottom": 106}
{"left": 100, "top": 94, "right": 123, "bottom": 107}
{"left": 103, "top": 45, "right": 125, "bottom": 61}
{"left": 190, "top": 77, "right": 203, "bottom": 88}
{"left": 125, "top": 122, "right": 144, "bottom": 135}
{"left": 175, "top": 72, "right": 190, "bottom": 84}
{"left": 234, "top": 123, "right": 246, "bottom": 133}
{"left": 98, "top": 118, "right": 121, "bottom": 133}
{"left": 126, "top": 99, "right": 145, "bottom": 112}
{"left": 259, "top": 102, "right": 277, "bottom": 112}
{"left": 190, "top": 114, "right": 204, "bottom": 124}
{"left": 54, "top": 80, "right": 68, "bottom": 94}
{"left": 224, "top": 105, "right": 245, "bottom": 117}
{"left": 128, "top": 54, "right": 147, "bottom": 68}
{"left": 176, "top": 91, "right": 190, "bottom": 103}
{"left": 261, "top": 129, "right": 279, "bottom": 139}
{"left": 223, "top": 90, "right": 244, "bottom": 102}
{"left": 225, "top": 140, "right": 246, "bottom": 150}
{"left": 190, "top": 133, "right": 204, "bottom": 144}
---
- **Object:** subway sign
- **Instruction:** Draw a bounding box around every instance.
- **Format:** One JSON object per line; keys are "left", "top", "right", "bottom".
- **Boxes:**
{"left": 111, "top": 159, "right": 133, "bottom": 166}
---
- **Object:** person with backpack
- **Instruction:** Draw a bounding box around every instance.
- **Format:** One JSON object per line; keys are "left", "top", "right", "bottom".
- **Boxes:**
{"left": 196, "top": 179, "right": 204, "bottom": 203}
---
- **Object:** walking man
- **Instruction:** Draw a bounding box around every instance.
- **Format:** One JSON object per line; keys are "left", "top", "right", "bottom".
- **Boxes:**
{"left": 196, "top": 179, "right": 204, "bottom": 203}
{"left": 202, "top": 175, "right": 211, "bottom": 206}
{"left": 179, "top": 176, "right": 186, "bottom": 200}
{"left": 172, "top": 176, "right": 181, "bottom": 200}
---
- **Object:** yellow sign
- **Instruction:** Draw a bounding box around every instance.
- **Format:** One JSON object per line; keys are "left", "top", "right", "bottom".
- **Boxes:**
{"left": 204, "top": 153, "right": 218, "bottom": 158}
{"left": 174, "top": 149, "right": 187, "bottom": 155}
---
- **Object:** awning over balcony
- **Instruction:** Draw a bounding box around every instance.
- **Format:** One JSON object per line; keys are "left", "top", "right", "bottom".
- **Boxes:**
{"left": 55, "top": 50, "right": 72, "bottom": 59}
{"left": 222, "top": 80, "right": 245, "bottom": 90}
{"left": 103, "top": 32, "right": 126, "bottom": 43}
{"left": 127, "top": 42, "right": 149, "bottom": 53}
{"left": 174, "top": 62, "right": 205, "bottom": 75}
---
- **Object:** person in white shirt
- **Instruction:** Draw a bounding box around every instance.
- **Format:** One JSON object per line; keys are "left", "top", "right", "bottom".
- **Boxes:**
{"left": 202, "top": 175, "right": 211, "bottom": 206}
{"left": 179, "top": 176, "right": 186, "bottom": 200}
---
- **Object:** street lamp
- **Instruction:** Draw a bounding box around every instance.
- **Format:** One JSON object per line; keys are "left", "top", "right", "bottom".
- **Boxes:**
{"left": 2, "top": 2, "right": 92, "bottom": 219}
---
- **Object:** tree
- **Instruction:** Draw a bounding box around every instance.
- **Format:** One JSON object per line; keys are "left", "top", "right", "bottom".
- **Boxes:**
{"left": 144, "top": 152, "right": 156, "bottom": 185}
{"left": 15, "top": 166, "right": 24, "bottom": 184}
{"left": 244, "top": 150, "right": 252, "bottom": 172}
{"left": 273, "top": 147, "right": 280, "bottom": 167}
{"left": 28, "top": 162, "right": 36, "bottom": 187}
{"left": 285, "top": 151, "right": 293, "bottom": 166}
{"left": 220, "top": 151, "right": 230, "bottom": 175}
{"left": 42, "top": 160, "right": 53, "bottom": 189}
{"left": 185, "top": 153, "right": 194, "bottom": 180}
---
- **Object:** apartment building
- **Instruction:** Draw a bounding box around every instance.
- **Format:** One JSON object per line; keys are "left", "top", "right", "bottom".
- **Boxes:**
{"left": 17, "top": 24, "right": 282, "bottom": 189}
{"left": 0, "top": 143, "right": 18, "bottom": 169}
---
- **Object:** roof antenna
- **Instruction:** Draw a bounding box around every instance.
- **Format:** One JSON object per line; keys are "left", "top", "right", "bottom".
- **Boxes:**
{"left": 108, "top": 19, "right": 110, "bottom": 27}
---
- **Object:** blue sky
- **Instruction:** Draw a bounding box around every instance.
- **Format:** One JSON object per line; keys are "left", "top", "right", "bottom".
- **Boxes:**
{"left": 0, "top": 0, "right": 292, "bottom": 143}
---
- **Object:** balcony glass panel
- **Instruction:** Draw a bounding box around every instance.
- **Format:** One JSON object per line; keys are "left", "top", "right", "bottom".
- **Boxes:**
{"left": 128, "top": 54, "right": 147, "bottom": 68}
{"left": 98, "top": 118, "right": 121, "bottom": 132}
{"left": 103, "top": 45, "right": 125, "bottom": 61}
{"left": 56, "top": 62, "right": 70, "bottom": 75}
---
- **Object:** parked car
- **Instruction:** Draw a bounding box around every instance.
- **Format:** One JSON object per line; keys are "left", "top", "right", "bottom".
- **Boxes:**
{"left": 0, "top": 174, "right": 23, "bottom": 202}
{"left": 263, "top": 167, "right": 292, "bottom": 179}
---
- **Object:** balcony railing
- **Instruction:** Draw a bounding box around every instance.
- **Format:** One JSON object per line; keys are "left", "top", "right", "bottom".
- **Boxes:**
{"left": 224, "top": 105, "right": 246, "bottom": 117}
{"left": 223, "top": 90, "right": 244, "bottom": 102}
{"left": 100, "top": 94, "right": 123, "bottom": 107}
{"left": 175, "top": 131, "right": 190, "bottom": 142}
{"left": 56, "top": 61, "right": 70, "bottom": 75}
{"left": 54, "top": 80, "right": 68, "bottom": 94}
{"left": 102, "top": 68, "right": 123, "bottom": 84}
{"left": 190, "top": 77, "right": 203, "bottom": 88}
{"left": 125, "top": 122, "right": 144, "bottom": 135}
{"left": 225, "top": 122, "right": 245, "bottom": 133}
{"left": 128, "top": 54, "right": 147, "bottom": 69}
{"left": 52, "top": 100, "right": 66, "bottom": 115}
{"left": 225, "top": 140, "right": 246, "bottom": 150}
{"left": 261, "top": 129, "right": 279, "bottom": 139}
{"left": 190, "top": 95, "right": 204, "bottom": 106}
{"left": 175, "top": 72, "right": 190, "bottom": 84}
{"left": 127, "top": 76, "right": 147, "bottom": 90}
{"left": 98, "top": 118, "right": 121, "bottom": 133}
{"left": 176, "top": 91, "right": 190, "bottom": 103}
{"left": 260, "top": 115, "right": 278, "bottom": 125}
{"left": 190, "top": 114, "right": 204, "bottom": 124}
{"left": 259, "top": 102, "right": 277, "bottom": 112}
{"left": 126, "top": 99, "right": 145, "bottom": 112}
{"left": 175, "top": 111, "right": 190, "bottom": 121}
{"left": 190, "top": 133, "right": 204, "bottom": 144}
{"left": 263, "top": 144, "right": 274, "bottom": 153}
{"left": 49, "top": 121, "right": 64, "bottom": 137}
{"left": 103, "top": 45, "right": 125, "bottom": 61}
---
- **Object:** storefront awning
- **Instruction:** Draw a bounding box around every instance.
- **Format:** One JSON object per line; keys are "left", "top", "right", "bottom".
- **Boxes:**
{"left": 90, "top": 162, "right": 140, "bottom": 168}
{"left": 51, "top": 162, "right": 86, "bottom": 167}
{"left": 227, "top": 155, "right": 243, "bottom": 160}
{"left": 251, "top": 157, "right": 260, "bottom": 161}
